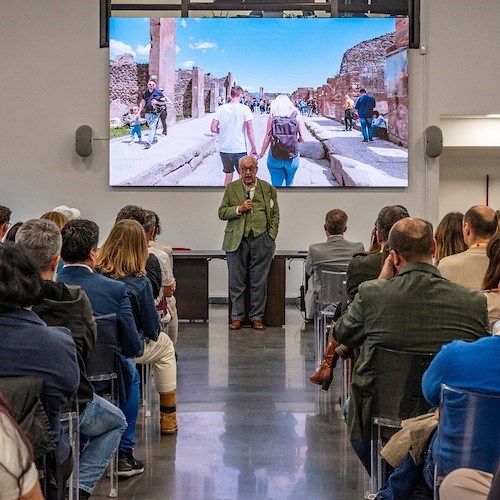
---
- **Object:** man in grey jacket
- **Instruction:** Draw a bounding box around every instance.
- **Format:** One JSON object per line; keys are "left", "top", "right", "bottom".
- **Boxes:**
{"left": 305, "top": 209, "right": 364, "bottom": 319}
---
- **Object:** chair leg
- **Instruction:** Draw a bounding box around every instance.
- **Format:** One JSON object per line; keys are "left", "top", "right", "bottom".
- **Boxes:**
{"left": 109, "top": 449, "right": 118, "bottom": 497}
{"left": 141, "top": 364, "right": 153, "bottom": 418}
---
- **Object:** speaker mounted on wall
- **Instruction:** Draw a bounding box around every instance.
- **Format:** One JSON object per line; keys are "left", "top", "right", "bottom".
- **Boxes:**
{"left": 424, "top": 125, "right": 443, "bottom": 158}
{"left": 75, "top": 125, "right": 94, "bottom": 157}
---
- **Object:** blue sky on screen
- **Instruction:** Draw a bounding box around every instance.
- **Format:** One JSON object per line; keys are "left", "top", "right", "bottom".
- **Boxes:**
{"left": 110, "top": 17, "right": 395, "bottom": 94}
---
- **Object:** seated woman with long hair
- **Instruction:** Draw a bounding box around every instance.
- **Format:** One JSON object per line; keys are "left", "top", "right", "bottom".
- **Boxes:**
{"left": 96, "top": 220, "right": 178, "bottom": 435}
{"left": 0, "top": 391, "right": 43, "bottom": 500}
{"left": 434, "top": 212, "right": 467, "bottom": 265}
{"left": 481, "top": 232, "right": 500, "bottom": 330}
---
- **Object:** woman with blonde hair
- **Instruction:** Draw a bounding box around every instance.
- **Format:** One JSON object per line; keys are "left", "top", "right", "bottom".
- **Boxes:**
{"left": 259, "top": 94, "right": 307, "bottom": 187}
{"left": 96, "top": 219, "right": 178, "bottom": 437}
{"left": 434, "top": 212, "right": 467, "bottom": 265}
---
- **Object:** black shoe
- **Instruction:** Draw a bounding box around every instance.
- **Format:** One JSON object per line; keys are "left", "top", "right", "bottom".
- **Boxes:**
{"left": 143, "top": 144, "right": 151, "bottom": 149}
{"left": 118, "top": 451, "right": 145, "bottom": 477}
{"left": 152, "top": 138, "right": 158, "bottom": 144}
{"left": 369, "top": 138, "right": 374, "bottom": 141}
{"left": 362, "top": 139, "right": 368, "bottom": 142}
{"left": 79, "top": 489, "right": 91, "bottom": 499}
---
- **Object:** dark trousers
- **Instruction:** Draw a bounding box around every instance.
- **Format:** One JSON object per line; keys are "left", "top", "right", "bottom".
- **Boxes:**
{"left": 345, "top": 109, "right": 354, "bottom": 130}
{"left": 226, "top": 231, "right": 274, "bottom": 321}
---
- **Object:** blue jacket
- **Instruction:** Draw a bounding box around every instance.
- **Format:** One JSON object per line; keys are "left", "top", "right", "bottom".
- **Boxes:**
{"left": 57, "top": 265, "right": 143, "bottom": 403}
{"left": 119, "top": 275, "right": 161, "bottom": 343}
{"left": 0, "top": 309, "right": 79, "bottom": 462}
{"left": 355, "top": 93, "right": 376, "bottom": 118}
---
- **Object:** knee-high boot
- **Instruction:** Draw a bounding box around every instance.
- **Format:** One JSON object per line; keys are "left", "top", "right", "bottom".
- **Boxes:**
{"left": 309, "top": 323, "right": 340, "bottom": 391}
{"left": 160, "top": 391, "right": 178, "bottom": 435}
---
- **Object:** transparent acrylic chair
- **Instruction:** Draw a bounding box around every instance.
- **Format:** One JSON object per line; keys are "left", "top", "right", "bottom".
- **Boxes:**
{"left": 86, "top": 314, "right": 119, "bottom": 498}
{"left": 433, "top": 383, "right": 500, "bottom": 498}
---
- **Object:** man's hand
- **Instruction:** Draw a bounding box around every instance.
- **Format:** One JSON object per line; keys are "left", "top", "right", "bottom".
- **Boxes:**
{"left": 238, "top": 199, "right": 253, "bottom": 213}
{"left": 378, "top": 251, "right": 397, "bottom": 280}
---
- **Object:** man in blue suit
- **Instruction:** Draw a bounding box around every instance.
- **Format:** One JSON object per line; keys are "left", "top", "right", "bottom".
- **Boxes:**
{"left": 57, "top": 219, "right": 145, "bottom": 478}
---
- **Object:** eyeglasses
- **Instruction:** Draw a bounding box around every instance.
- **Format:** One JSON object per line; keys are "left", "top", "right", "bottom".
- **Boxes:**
{"left": 240, "top": 166, "right": 256, "bottom": 172}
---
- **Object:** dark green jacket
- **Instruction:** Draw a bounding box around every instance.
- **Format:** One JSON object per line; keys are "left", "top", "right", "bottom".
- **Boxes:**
{"left": 335, "top": 262, "right": 489, "bottom": 441}
{"left": 218, "top": 178, "right": 279, "bottom": 252}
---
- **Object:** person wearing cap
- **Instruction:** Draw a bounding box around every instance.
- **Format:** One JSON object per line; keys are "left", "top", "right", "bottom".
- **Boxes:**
{"left": 53, "top": 205, "right": 81, "bottom": 221}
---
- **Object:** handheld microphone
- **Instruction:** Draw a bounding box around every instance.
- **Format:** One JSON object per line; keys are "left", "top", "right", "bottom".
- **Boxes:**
{"left": 245, "top": 189, "right": 250, "bottom": 200}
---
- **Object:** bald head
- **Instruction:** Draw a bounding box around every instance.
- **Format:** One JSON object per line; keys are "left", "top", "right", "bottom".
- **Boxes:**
{"left": 388, "top": 218, "right": 434, "bottom": 263}
{"left": 463, "top": 205, "right": 497, "bottom": 245}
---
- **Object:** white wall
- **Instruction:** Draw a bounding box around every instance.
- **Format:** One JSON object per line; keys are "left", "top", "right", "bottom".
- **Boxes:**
{"left": 1, "top": 0, "right": 500, "bottom": 297}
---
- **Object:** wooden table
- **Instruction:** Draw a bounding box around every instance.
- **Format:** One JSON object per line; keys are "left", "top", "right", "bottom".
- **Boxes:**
{"left": 172, "top": 250, "right": 307, "bottom": 326}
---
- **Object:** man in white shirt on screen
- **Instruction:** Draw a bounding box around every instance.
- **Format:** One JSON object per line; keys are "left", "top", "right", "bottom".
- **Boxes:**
{"left": 211, "top": 85, "right": 257, "bottom": 186}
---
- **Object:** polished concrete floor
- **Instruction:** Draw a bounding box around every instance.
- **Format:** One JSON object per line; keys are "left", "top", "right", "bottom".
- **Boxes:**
{"left": 93, "top": 305, "right": 367, "bottom": 499}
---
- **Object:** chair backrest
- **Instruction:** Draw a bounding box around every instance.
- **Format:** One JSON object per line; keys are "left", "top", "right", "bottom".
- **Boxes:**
{"left": 86, "top": 314, "right": 118, "bottom": 380}
{"left": 372, "top": 347, "right": 435, "bottom": 424}
{"left": 436, "top": 384, "right": 500, "bottom": 476}
{"left": 0, "top": 376, "right": 56, "bottom": 460}
{"left": 317, "top": 264, "right": 348, "bottom": 305}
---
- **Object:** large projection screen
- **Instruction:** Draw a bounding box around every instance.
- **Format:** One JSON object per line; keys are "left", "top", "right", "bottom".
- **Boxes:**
{"left": 109, "top": 17, "right": 408, "bottom": 188}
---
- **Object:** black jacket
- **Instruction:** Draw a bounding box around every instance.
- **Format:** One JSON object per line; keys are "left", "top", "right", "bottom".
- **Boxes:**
{"left": 34, "top": 281, "right": 97, "bottom": 409}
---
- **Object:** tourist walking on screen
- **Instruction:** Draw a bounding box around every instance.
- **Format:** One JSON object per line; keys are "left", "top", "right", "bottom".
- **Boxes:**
{"left": 344, "top": 94, "right": 355, "bottom": 131}
{"left": 211, "top": 85, "right": 257, "bottom": 186}
{"left": 259, "top": 94, "right": 306, "bottom": 187}
{"left": 139, "top": 79, "right": 166, "bottom": 150}
{"left": 354, "top": 88, "right": 376, "bottom": 142}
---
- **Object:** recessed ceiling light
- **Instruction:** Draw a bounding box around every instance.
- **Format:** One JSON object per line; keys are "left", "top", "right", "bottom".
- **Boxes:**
{"left": 486, "top": 114, "right": 500, "bottom": 118}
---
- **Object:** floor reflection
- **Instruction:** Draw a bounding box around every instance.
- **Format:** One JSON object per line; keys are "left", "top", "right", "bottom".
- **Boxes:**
{"left": 93, "top": 305, "right": 365, "bottom": 499}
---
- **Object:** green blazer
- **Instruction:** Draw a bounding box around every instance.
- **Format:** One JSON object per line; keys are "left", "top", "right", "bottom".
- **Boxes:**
{"left": 335, "top": 262, "right": 490, "bottom": 441}
{"left": 218, "top": 178, "right": 279, "bottom": 252}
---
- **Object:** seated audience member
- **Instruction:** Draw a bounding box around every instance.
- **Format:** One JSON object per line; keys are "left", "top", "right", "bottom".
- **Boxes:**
{"left": 439, "top": 465, "right": 500, "bottom": 500}
{"left": 0, "top": 204, "right": 12, "bottom": 240}
{"left": 481, "top": 232, "right": 500, "bottom": 330}
{"left": 16, "top": 219, "right": 127, "bottom": 499}
{"left": 0, "top": 242, "right": 79, "bottom": 483}
{"left": 52, "top": 205, "right": 81, "bottom": 221}
{"left": 3, "top": 221, "right": 23, "bottom": 242}
{"left": 334, "top": 218, "right": 490, "bottom": 473}
{"left": 378, "top": 322, "right": 500, "bottom": 499}
{"left": 56, "top": 220, "right": 145, "bottom": 478}
{"left": 371, "top": 110, "right": 388, "bottom": 140}
{"left": 41, "top": 211, "right": 69, "bottom": 230}
{"left": 144, "top": 210, "right": 179, "bottom": 347}
{"left": 304, "top": 209, "right": 364, "bottom": 319}
{"left": 434, "top": 211, "right": 467, "bottom": 265}
{"left": 115, "top": 205, "right": 162, "bottom": 300}
{"left": 346, "top": 205, "right": 409, "bottom": 301}
{"left": 0, "top": 391, "right": 43, "bottom": 500}
{"left": 438, "top": 205, "right": 498, "bottom": 290}
{"left": 95, "top": 219, "right": 178, "bottom": 435}
{"left": 310, "top": 206, "right": 410, "bottom": 390}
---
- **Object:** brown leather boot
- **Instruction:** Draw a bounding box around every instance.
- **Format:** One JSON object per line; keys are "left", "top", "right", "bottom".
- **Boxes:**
{"left": 160, "top": 391, "right": 178, "bottom": 435}
{"left": 309, "top": 323, "right": 340, "bottom": 391}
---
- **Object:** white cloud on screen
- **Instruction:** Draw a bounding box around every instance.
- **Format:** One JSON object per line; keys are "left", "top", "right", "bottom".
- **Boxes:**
{"left": 136, "top": 44, "right": 151, "bottom": 57}
{"left": 176, "top": 45, "right": 181, "bottom": 54}
{"left": 180, "top": 19, "right": 187, "bottom": 28}
{"left": 188, "top": 41, "right": 217, "bottom": 50}
{"left": 182, "top": 60, "right": 195, "bottom": 68}
{"left": 110, "top": 39, "right": 136, "bottom": 59}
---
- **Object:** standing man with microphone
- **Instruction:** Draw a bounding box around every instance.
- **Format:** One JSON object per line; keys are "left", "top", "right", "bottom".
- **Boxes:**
{"left": 218, "top": 156, "right": 280, "bottom": 331}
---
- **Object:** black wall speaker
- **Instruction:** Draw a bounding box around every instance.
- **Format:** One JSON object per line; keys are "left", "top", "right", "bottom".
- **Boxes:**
{"left": 425, "top": 125, "right": 443, "bottom": 158}
{"left": 75, "top": 125, "right": 94, "bottom": 157}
